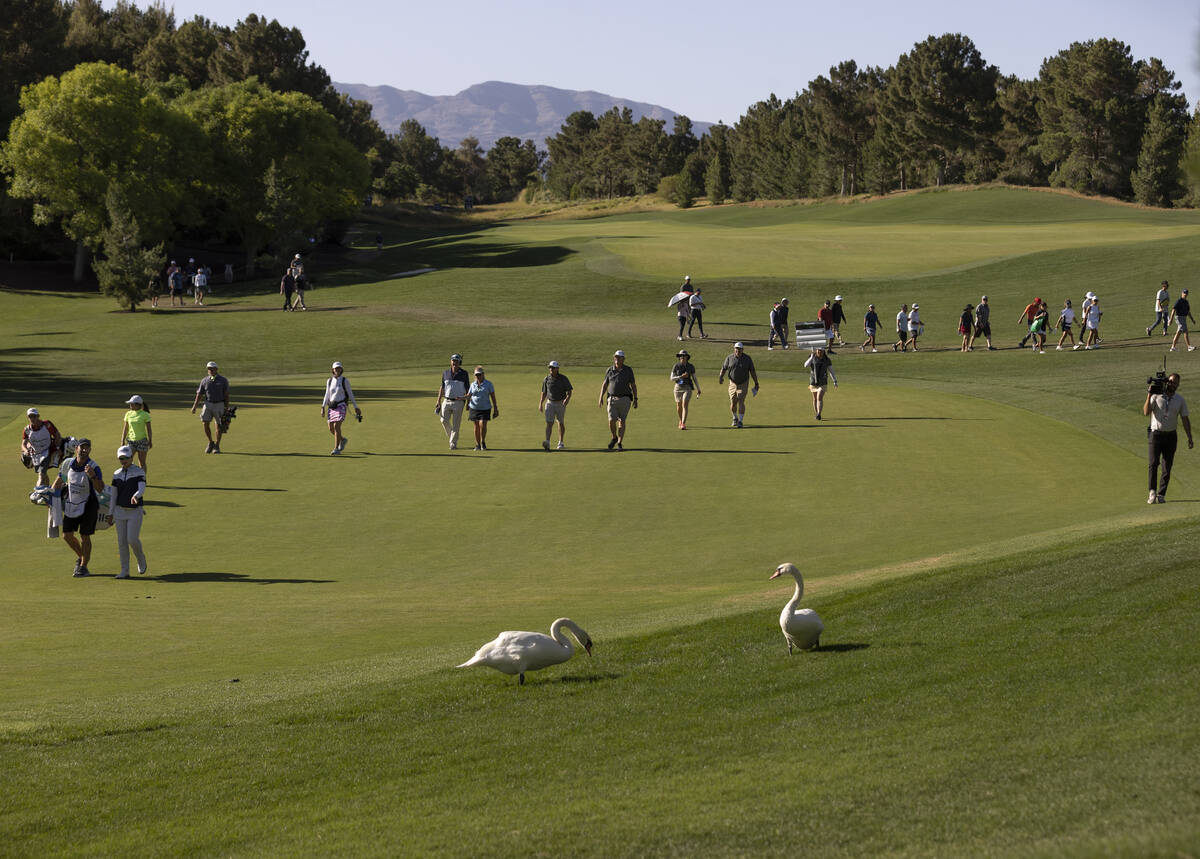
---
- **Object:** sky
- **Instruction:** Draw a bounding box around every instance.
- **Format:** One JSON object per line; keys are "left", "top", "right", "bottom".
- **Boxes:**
{"left": 132, "top": 0, "right": 1200, "bottom": 123}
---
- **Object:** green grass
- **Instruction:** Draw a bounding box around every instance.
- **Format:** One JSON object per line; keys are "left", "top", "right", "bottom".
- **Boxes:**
{"left": 2, "top": 187, "right": 1199, "bottom": 855}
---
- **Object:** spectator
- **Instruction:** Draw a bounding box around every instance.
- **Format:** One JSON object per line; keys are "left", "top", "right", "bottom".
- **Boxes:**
{"left": 280, "top": 269, "right": 295, "bottom": 311}
{"left": 959, "top": 304, "right": 974, "bottom": 352}
{"left": 830, "top": 295, "right": 847, "bottom": 345}
{"left": 539, "top": 361, "right": 572, "bottom": 450}
{"left": 768, "top": 298, "right": 789, "bottom": 350}
{"left": 973, "top": 295, "right": 995, "bottom": 351}
{"left": 1030, "top": 302, "right": 1049, "bottom": 353}
{"left": 804, "top": 346, "right": 837, "bottom": 420}
{"left": 1017, "top": 297, "right": 1040, "bottom": 348}
{"left": 892, "top": 304, "right": 910, "bottom": 352}
{"left": 818, "top": 300, "right": 835, "bottom": 350}
{"left": 718, "top": 342, "right": 759, "bottom": 428}
{"left": 291, "top": 268, "right": 308, "bottom": 310}
{"left": 193, "top": 264, "right": 208, "bottom": 306}
{"left": 599, "top": 350, "right": 637, "bottom": 450}
{"left": 687, "top": 288, "right": 707, "bottom": 338}
{"left": 907, "top": 303, "right": 923, "bottom": 351}
{"left": 671, "top": 349, "right": 700, "bottom": 430}
{"left": 435, "top": 353, "right": 470, "bottom": 450}
{"left": 1169, "top": 289, "right": 1196, "bottom": 352}
{"left": 190, "top": 361, "right": 230, "bottom": 453}
{"left": 676, "top": 292, "right": 691, "bottom": 341}
{"left": 1148, "top": 281, "right": 1171, "bottom": 337}
{"left": 1055, "top": 300, "right": 1076, "bottom": 350}
{"left": 167, "top": 261, "right": 184, "bottom": 307}
{"left": 468, "top": 366, "right": 499, "bottom": 451}
{"left": 861, "top": 304, "right": 879, "bottom": 352}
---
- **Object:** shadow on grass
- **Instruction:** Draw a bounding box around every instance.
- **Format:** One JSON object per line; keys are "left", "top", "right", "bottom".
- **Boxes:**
{"left": 153, "top": 484, "right": 286, "bottom": 492}
{"left": 141, "top": 499, "right": 182, "bottom": 508}
{"left": 153, "top": 571, "right": 335, "bottom": 584}
{"left": 557, "top": 672, "right": 622, "bottom": 684}
{"left": 815, "top": 643, "right": 871, "bottom": 653}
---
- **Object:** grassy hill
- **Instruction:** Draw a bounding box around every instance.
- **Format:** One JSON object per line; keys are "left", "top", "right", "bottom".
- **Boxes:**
{"left": 2, "top": 187, "right": 1198, "bottom": 855}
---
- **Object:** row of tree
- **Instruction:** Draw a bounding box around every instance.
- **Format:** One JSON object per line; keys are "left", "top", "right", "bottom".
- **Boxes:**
{"left": 542, "top": 34, "right": 1197, "bottom": 208}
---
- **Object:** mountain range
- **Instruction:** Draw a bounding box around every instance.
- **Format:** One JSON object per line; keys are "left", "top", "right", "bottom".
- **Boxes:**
{"left": 334, "top": 80, "right": 713, "bottom": 152}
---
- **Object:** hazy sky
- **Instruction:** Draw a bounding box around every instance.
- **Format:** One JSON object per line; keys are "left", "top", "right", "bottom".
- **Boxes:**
{"left": 134, "top": 0, "right": 1199, "bottom": 122}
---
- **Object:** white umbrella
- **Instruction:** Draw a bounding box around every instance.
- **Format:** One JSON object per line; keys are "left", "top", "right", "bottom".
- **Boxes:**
{"left": 667, "top": 291, "right": 691, "bottom": 307}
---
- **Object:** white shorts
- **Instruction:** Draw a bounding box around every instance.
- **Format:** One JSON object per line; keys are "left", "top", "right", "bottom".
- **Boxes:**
{"left": 200, "top": 402, "right": 225, "bottom": 422}
{"left": 544, "top": 401, "right": 566, "bottom": 423}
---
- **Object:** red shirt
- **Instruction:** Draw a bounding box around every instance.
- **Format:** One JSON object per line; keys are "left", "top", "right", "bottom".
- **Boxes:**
{"left": 818, "top": 306, "right": 833, "bottom": 328}
{"left": 1021, "top": 302, "right": 1038, "bottom": 323}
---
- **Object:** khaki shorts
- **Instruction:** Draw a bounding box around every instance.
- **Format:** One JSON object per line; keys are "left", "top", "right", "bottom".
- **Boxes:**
{"left": 728, "top": 381, "right": 748, "bottom": 402}
{"left": 606, "top": 396, "right": 631, "bottom": 421}
{"left": 674, "top": 386, "right": 693, "bottom": 404}
{"left": 809, "top": 384, "right": 827, "bottom": 393}
{"left": 544, "top": 400, "right": 566, "bottom": 423}
{"left": 201, "top": 402, "right": 225, "bottom": 422}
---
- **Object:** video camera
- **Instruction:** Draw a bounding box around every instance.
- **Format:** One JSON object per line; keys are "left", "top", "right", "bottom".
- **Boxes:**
{"left": 1148, "top": 358, "right": 1169, "bottom": 395}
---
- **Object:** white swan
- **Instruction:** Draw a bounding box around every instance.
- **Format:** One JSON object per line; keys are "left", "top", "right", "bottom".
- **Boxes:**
{"left": 770, "top": 563, "right": 824, "bottom": 653}
{"left": 458, "top": 618, "right": 593, "bottom": 684}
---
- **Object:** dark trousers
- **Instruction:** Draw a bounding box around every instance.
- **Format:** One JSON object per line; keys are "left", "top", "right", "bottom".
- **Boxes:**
{"left": 283, "top": 290, "right": 293, "bottom": 310}
{"left": 678, "top": 315, "right": 688, "bottom": 337}
{"left": 688, "top": 309, "right": 704, "bottom": 336}
{"left": 1149, "top": 429, "right": 1179, "bottom": 495}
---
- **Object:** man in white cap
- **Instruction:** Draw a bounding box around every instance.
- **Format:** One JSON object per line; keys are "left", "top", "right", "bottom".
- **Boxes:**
{"left": 21, "top": 407, "right": 61, "bottom": 488}
{"left": 907, "top": 303, "right": 923, "bottom": 351}
{"left": 599, "top": 350, "right": 637, "bottom": 451}
{"left": 973, "top": 295, "right": 995, "bottom": 350}
{"left": 191, "top": 361, "right": 230, "bottom": 453}
{"left": 1168, "top": 289, "right": 1196, "bottom": 352}
{"left": 52, "top": 438, "right": 104, "bottom": 577}
{"left": 831, "top": 295, "right": 847, "bottom": 345}
{"left": 322, "top": 361, "right": 361, "bottom": 454}
{"left": 539, "top": 360, "right": 573, "bottom": 450}
{"left": 719, "top": 342, "right": 759, "bottom": 428}
{"left": 435, "top": 354, "right": 470, "bottom": 450}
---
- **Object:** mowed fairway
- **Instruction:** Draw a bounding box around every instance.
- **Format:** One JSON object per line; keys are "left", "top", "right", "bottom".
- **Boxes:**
{"left": 2, "top": 187, "right": 1199, "bottom": 855}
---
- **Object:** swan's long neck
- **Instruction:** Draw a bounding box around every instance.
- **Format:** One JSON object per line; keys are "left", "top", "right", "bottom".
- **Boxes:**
{"left": 784, "top": 577, "right": 804, "bottom": 614}
{"left": 549, "top": 618, "right": 585, "bottom": 653}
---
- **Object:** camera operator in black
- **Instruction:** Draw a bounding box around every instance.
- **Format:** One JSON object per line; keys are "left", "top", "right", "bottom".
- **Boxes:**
{"left": 1143, "top": 372, "right": 1194, "bottom": 504}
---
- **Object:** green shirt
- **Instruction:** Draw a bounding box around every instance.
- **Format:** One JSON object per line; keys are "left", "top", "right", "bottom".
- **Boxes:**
{"left": 124, "top": 409, "right": 152, "bottom": 442}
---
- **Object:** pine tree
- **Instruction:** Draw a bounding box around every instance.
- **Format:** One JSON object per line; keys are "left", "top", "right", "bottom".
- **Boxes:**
{"left": 1131, "top": 94, "right": 1187, "bottom": 207}
{"left": 93, "top": 190, "right": 164, "bottom": 311}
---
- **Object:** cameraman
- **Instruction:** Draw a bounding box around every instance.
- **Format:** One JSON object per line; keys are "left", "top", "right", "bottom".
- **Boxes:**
{"left": 1143, "top": 372, "right": 1194, "bottom": 504}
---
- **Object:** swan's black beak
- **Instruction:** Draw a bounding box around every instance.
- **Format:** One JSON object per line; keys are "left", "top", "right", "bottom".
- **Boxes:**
{"left": 584, "top": 639, "right": 593, "bottom": 657}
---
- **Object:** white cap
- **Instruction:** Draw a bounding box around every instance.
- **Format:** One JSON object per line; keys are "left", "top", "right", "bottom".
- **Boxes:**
{"left": 206, "top": 361, "right": 218, "bottom": 369}
{"left": 294, "top": 253, "right": 301, "bottom": 259}
{"left": 981, "top": 295, "right": 987, "bottom": 300}
{"left": 26, "top": 407, "right": 39, "bottom": 416}
{"left": 780, "top": 297, "right": 789, "bottom": 303}
{"left": 834, "top": 295, "right": 843, "bottom": 301}
{"left": 613, "top": 350, "right": 625, "bottom": 358}
{"left": 913, "top": 304, "right": 919, "bottom": 309}
{"left": 684, "top": 275, "right": 690, "bottom": 280}
{"left": 117, "top": 445, "right": 134, "bottom": 459}
{"left": 734, "top": 341, "right": 744, "bottom": 349}
{"left": 1086, "top": 292, "right": 1096, "bottom": 299}
{"left": 332, "top": 361, "right": 343, "bottom": 369}
{"left": 548, "top": 360, "right": 560, "bottom": 368}
{"left": 126, "top": 395, "right": 143, "bottom": 405}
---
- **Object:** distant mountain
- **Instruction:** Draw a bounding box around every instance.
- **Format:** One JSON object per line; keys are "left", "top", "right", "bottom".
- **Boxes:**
{"left": 334, "top": 80, "right": 713, "bottom": 151}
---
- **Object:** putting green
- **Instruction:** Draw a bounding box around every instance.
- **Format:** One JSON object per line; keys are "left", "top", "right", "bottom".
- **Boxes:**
{"left": 0, "top": 369, "right": 1161, "bottom": 714}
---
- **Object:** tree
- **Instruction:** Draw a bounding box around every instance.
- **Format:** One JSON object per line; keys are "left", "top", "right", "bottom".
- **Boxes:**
{"left": 92, "top": 188, "right": 163, "bottom": 311}
{"left": 663, "top": 115, "right": 699, "bottom": 176}
{"left": 175, "top": 79, "right": 368, "bottom": 271}
{"left": 1131, "top": 94, "right": 1187, "bottom": 206}
{"left": 0, "top": 0, "right": 71, "bottom": 133}
{"left": 546, "top": 110, "right": 598, "bottom": 198}
{"left": 1, "top": 62, "right": 198, "bottom": 254}
{"left": 704, "top": 124, "right": 731, "bottom": 204}
{"left": 806, "top": 61, "right": 875, "bottom": 196}
{"left": 883, "top": 34, "right": 1000, "bottom": 186}
{"left": 207, "top": 14, "right": 330, "bottom": 99}
{"left": 486, "top": 137, "right": 542, "bottom": 202}
{"left": 995, "top": 76, "right": 1047, "bottom": 185}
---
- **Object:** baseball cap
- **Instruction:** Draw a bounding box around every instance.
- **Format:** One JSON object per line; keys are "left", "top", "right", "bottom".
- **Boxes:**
{"left": 1034, "top": 297, "right": 1042, "bottom": 303}
{"left": 26, "top": 407, "right": 39, "bottom": 416}
{"left": 684, "top": 275, "right": 690, "bottom": 280}
{"left": 117, "top": 445, "right": 133, "bottom": 459}
{"left": 734, "top": 341, "right": 744, "bottom": 349}
{"left": 332, "top": 361, "right": 343, "bottom": 369}
{"left": 548, "top": 360, "right": 560, "bottom": 368}
{"left": 1183, "top": 289, "right": 1190, "bottom": 295}
{"left": 981, "top": 295, "right": 988, "bottom": 300}
{"left": 781, "top": 297, "right": 789, "bottom": 303}
{"left": 913, "top": 304, "right": 919, "bottom": 309}
{"left": 676, "top": 350, "right": 689, "bottom": 357}
{"left": 834, "top": 295, "right": 843, "bottom": 301}
{"left": 614, "top": 350, "right": 625, "bottom": 357}
{"left": 206, "top": 361, "right": 218, "bottom": 368}
{"left": 451, "top": 354, "right": 462, "bottom": 362}
{"left": 868, "top": 304, "right": 875, "bottom": 309}
{"left": 294, "top": 253, "right": 301, "bottom": 259}
{"left": 76, "top": 438, "right": 91, "bottom": 447}
{"left": 126, "top": 395, "right": 143, "bottom": 405}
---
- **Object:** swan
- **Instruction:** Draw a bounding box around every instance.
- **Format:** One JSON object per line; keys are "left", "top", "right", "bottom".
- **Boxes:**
{"left": 770, "top": 563, "right": 824, "bottom": 653}
{"left": 458, "top": 618, "right": 593, "bottom": 684}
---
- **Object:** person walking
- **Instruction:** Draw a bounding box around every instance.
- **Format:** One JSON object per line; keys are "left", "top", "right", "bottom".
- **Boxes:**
{"left": 21, "top": 407, "right": 62, "bottom": 489}
{"left": 1080, "top": 297, "right": 1101, "bottom": 349}
{"left": 1144, "top": 372, "right": 1193, "bottom": 503}
{"left": 862, "top": 304, "right": 879, "bottom": 352}
{"left": 830, "top": 295, "right": 847, "bottom": 345}
{"left": 120, "top": 394, "right": 153, "bottom": 477}
{"left": 804, "top": 346, "right": 837, "bottom": 420}
{"left": 818, "top": 300, "right": 835, "bottom": 351}
{"left": 280, "top": 269, "right": 295, "bottom": 311}
{"left": 959, "top": 304, "right": 974, "bottom": 352}
{"left": 1055, "top": 299, "right": 1076, "bottom": 350}
{"left": 1030, "top": 302, "right": 1049, "bottom": 353}
{"left": 467, "top": 366, "right": 499, "bottom": 451}
{"left": 1017, "top": 297, "right": 1041, "bottom": 347}
{"left": 291, "top": 267, "right": 308, "bottom": 310}
{"left": 718, "top": 342, "right": 759, "bottom": 428}
{"left": 892, "top": 304, "right": 910, "bottom": 352}
{"left": 687, "top": 288, "right": 707, "bottom": 338}
{"left": 435, "top": 353, "right": 470, "bottom": 450}
{"left": 907, "top": 303, "right": 923, "bottom": 351}
{"left": 190, "top": 361, "right": 230, "bottom": 453}
{"left": 167, "top": 261, "right": 184, "bottom": 307}
{"left": 1148, "top": 280, "right": 1171, "bottom": 337}
{"left": 671, "top": 349, "right": 700, "bottom": 429}
{"left": 768, "top": 298, "right": 789, "bottom": 350}
{"left": 107, "top": 445, "right": 147, "bottom": 579}
{"left": 539, "top": 361, "right": 572, "bottom": 450}
{"left": 599, "top": 350, "right": 637, "bottom": 450}
{"left": 675, "top": 293, "right": 691, "bottom": 341}
{"left": 193, "top": 264, "right": 207, "bottom": 306}
{"left": 322, "top": 361, "right": 361, "bottom": 454}
{"left": 973, "top": 295, "right": 995, "bottom": 350}
{"left": 52, "top": 438, "right": 104, "bottom": 577}
{"left": 1168, "top": 289, "right": 1197, "bottom": 352}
